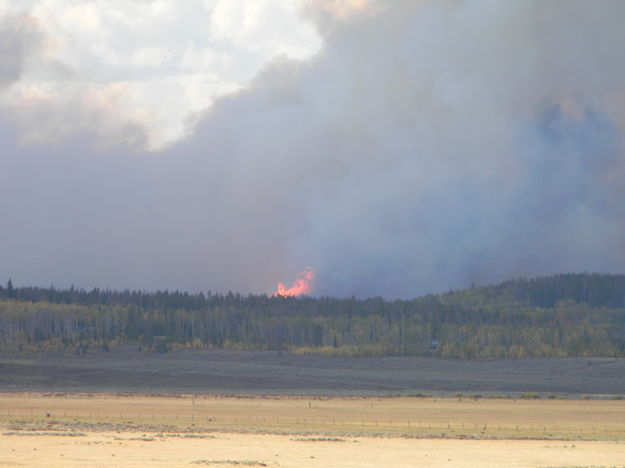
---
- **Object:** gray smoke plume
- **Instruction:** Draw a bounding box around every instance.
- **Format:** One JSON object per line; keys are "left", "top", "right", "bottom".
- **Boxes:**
{"left": 1, "top": 0, "right": 625, "bottom": 298}
{"left": 0, "top": 12, "right": 40, "bottom": 89}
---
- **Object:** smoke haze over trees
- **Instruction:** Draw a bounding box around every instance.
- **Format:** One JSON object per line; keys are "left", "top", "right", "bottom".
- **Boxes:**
{"left": 1, "top": 1, "right": 625, "bottom": 298}
{"left": 1, "top": 273, "right": 625, "bottom": 358}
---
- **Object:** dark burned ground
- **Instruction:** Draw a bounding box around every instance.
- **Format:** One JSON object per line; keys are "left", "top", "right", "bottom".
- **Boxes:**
{"left": 1, "top": 348, "right": 624, "bottom": 396}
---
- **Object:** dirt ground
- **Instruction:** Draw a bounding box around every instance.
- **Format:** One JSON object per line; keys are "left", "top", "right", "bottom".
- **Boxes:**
{"left": 2, "top": 430, "right": 625, "bottom": 468}
{"left": 1, "top": 393, "right": 625, "bottom": 467}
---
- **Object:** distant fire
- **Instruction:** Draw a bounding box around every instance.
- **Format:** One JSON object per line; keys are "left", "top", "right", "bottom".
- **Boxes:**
{"left": 275, "top": 268, "right": 314, "bottom": 297}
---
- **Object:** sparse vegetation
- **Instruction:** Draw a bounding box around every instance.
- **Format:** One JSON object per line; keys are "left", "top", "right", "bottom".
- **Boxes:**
{"left": 114, "top": 436, "right": 155, "bottom": 441}
{"left": 293, "top": 437, "right": 346, "bottom": 442}
{"left": 2, "top": 431, "right": 86, "bottom": 437}
{"left": 2, "top": 393, "right": 625, "bottom": 467}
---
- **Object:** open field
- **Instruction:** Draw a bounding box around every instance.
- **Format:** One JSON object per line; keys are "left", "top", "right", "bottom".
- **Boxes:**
{"left": 1, "top": 393, "right": 625, "bottom": 467}
{"left": 2, "top": 393, "right": 625, "bottom": 439}
{"left": 2, "top": 352, "right": 625, "bottom": 466}
{"left": 2, "top": 349, "right": 625, "bottom": 396}
{"left": 2, "top": 429, "right": 625, "bottom": 468}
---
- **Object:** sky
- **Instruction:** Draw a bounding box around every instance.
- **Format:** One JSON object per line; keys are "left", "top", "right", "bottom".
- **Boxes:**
{"left": 1, "top": 0, "right": 625, "bottom": 299}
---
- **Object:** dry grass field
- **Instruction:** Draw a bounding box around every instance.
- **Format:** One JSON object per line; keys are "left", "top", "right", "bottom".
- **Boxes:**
{"left": 1, "top": 393, "right": 625, "bottom": 467}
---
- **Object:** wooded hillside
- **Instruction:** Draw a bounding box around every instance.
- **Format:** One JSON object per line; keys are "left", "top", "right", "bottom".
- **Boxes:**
{"left": 1, "top": 273, "right": 625, "bottom": 358}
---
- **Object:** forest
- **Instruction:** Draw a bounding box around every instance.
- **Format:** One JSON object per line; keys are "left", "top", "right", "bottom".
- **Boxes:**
{"left": 1, "top": 273, "right": 625, "bottom": 358}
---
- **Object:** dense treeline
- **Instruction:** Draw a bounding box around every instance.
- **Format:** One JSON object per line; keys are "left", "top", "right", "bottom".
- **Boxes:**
{"left": 518, "top": 274, "right": 625, "bottom": 308}
{"left": 1, "top": 274, "right": 625, "bottom": 358}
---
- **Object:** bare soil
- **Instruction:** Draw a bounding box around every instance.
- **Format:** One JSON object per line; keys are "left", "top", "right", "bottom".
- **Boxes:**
{"left": 3, "top": 430, "right": 625, "bottom": 468}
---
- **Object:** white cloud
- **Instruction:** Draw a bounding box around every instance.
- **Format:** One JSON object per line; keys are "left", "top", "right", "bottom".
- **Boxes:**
{"left": 209, "top": 0, "right": 321, "bottom": 60}
{"left": 0, "top": 0, "right": 323, "bottom": 149}
{"left": 4, "top": 81, "right": 147, "bottom": 149}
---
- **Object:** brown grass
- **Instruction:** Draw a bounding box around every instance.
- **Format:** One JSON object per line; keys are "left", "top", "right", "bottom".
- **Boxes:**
{"left": 1, "top": 393, "right": 625, "bottom": 467}
{"left": 1, "top": 392, "right": 624, "bottom": 439}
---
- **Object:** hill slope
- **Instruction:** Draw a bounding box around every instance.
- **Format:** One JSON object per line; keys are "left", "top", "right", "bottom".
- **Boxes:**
{"left": 1, "top": 273, "right": 625, "bottom": 358}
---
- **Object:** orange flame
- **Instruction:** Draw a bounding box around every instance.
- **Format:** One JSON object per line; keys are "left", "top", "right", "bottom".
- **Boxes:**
{"left": 275, "top": 268, "right": 314, "bottom": 297}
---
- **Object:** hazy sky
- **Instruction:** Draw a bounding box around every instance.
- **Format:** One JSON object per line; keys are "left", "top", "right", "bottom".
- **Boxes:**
{"left": 2, "top": 0, "right": 625, "bottom": 298}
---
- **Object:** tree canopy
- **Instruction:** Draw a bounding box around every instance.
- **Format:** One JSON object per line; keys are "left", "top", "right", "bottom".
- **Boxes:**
{"left": 1, "top": 273, "right": 624, "bottom": 358}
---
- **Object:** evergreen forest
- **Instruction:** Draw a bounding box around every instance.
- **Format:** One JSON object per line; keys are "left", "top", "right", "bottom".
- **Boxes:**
{"left": 1, "top": 273, "right": 625, "bottom": 358}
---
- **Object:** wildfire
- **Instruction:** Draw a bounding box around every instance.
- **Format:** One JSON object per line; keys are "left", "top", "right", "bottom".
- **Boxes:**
{"left": 275, "top": 268, "right": 314, "bottom": 297}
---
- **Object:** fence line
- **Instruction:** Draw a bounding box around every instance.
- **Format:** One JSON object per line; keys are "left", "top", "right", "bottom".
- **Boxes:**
{"left": 0, "top": 407, "right": 622, "bottom": 439}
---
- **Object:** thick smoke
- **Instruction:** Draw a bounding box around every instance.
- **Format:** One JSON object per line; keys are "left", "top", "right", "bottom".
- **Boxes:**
{"left": 1, "top": 0, "right": 625, "bottom": 298}
{"left": 0, "top": 12, "right": 40, "bottom": 89}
